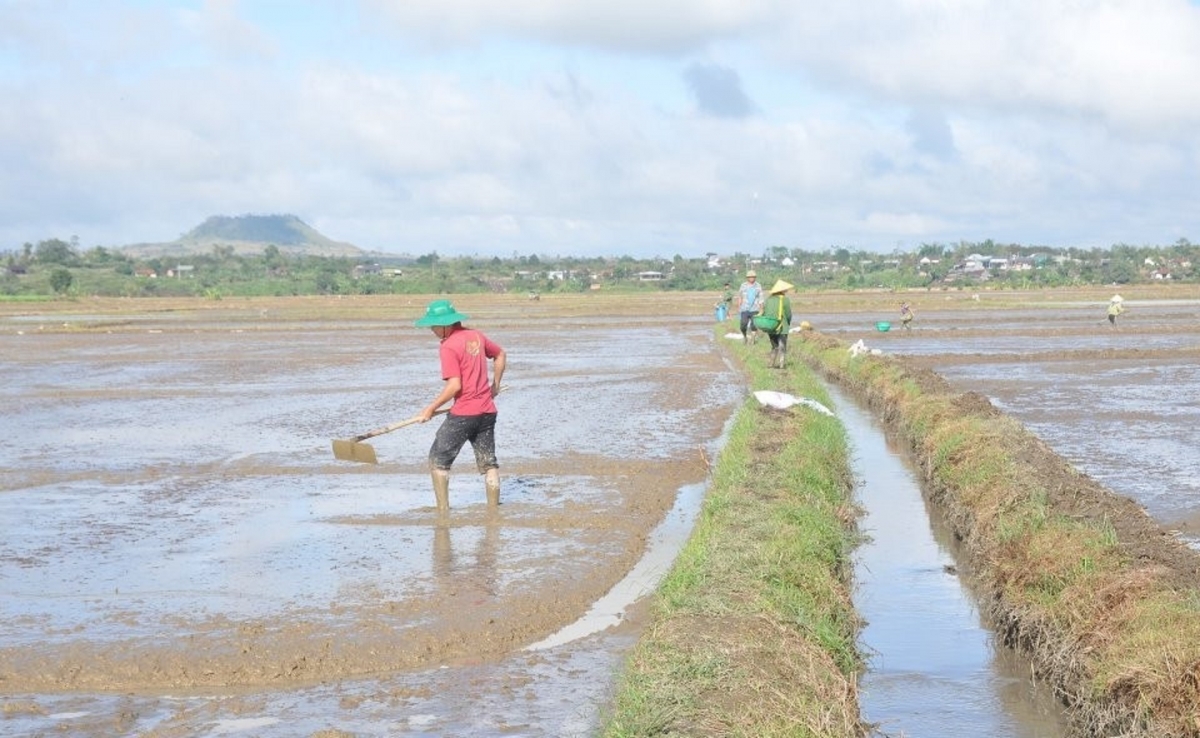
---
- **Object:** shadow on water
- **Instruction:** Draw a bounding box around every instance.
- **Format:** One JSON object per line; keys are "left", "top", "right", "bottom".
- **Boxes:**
{"left": 828, "top": 383, "right": 1071, "bottom": 737}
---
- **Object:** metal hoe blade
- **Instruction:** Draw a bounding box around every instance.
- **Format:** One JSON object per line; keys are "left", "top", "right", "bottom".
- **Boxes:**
{"left": 330, "top": 387, "right": 505, "bottom": 465}
{"left": 331, "top": 438, "right": 379, "bottom": 465}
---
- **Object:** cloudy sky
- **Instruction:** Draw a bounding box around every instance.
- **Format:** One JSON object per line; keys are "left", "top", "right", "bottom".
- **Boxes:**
{"left": 3, "top": 0, "right": 1200, "bottom": 258}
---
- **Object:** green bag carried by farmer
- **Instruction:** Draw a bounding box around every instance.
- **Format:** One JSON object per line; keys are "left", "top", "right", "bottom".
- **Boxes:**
{"left": 753, "top": 280, "right": 793, "bottom": 334}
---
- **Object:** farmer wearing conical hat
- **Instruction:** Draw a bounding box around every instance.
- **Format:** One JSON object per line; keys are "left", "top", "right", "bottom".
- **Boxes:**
{"left": 760, "top": 279, "right": 794, "bottom": 369}
{"left": 415, "top": 299, "right": 507, "bottom": 513}
{"left": 1107, "top": 295, "right": 1126, "bottom": 325}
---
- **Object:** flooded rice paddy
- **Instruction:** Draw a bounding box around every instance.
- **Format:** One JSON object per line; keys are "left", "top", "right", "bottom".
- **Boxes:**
{"left": 2, "top": 290, "right": 1196, "bottom": 736}
{"left": 0, "top": 300, "right": 742, "bottom": 735}
{"left": 809, "top": 291, "right": 1200, "bottom": 550}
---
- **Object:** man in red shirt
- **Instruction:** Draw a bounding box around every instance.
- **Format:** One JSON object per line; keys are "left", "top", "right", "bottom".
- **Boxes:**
{"left": 415, "top": 299, "right": 507, "bottom": 513}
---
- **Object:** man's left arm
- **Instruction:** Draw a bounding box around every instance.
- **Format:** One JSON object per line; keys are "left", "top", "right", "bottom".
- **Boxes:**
{"left": 488, "top": 341, "right": 506, "bottom": 396}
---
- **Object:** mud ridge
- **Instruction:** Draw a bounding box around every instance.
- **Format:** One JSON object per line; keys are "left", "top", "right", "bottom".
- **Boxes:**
{"left": 798, "top": 331, "right": 1200, "bottom": 737}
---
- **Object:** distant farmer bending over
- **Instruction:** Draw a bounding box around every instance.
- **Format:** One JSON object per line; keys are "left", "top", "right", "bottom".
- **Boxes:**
{"left": 1107, "top": 295, "right": 1126, "bottom": 325}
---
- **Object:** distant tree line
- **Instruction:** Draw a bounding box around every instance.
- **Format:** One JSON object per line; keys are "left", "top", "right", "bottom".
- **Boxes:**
{"left": 2, "top": 236, "right": 1197, "bottom": 300}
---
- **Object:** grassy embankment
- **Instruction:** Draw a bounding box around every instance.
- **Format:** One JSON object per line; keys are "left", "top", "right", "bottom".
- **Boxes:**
{"left": 793, "top": 332, "right": 1200, "bottom": 737}
{"left": 602, "top": 331, "right": 867, "bottom": 737}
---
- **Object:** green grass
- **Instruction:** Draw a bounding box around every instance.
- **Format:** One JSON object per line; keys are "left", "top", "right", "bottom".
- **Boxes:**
{"left": 601, "top": 331, "right": 866, "bottom": 737}
{"left": 793, "top": 330, "right": 1200, "bottom": 737}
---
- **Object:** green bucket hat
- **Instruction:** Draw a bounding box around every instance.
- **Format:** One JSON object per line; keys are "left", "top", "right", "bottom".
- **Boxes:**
{"left": 414, "top": 299, "right": 469, "bottom": 327}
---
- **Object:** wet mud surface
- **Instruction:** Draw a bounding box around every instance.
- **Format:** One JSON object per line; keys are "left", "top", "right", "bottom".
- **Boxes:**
{"left": 809, "top": 288, "right": 1200, "bottom": 575}
{"left": 4, "top": 288, "right": 1198, "bottom": 735}
{"left": 0, "top": 295, "right": 743, "bottom": 734}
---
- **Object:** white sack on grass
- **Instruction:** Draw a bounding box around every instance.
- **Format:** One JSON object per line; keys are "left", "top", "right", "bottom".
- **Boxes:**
{"left": 753, "top": 390, "right": 835, "bottom": 417}
{"left": 725, "top": 332, "right": 744, "bottom": 340}
{"left": 849, "top": 339, "right": 883, "bottom": 357}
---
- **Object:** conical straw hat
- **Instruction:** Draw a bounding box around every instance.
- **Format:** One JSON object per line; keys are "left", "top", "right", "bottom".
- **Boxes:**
{"left": 769, "top": 279, "right": 794, "bottom": 294}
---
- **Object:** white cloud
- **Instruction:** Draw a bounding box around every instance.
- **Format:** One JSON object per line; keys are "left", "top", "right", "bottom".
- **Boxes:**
{"left": 178, "top": 0, "right": 278, "bottom": 61}
{"left": 362, "top": 0, "right": 780, "bottom": 52}
{"left": 767, "top": 0, "right": 1200, "bottom": 132}
{"left": 2, "top": 0, "right": 1199, "bottom": 255}
{"left": 863, "top": 211, "right": 947, "bottom": 236}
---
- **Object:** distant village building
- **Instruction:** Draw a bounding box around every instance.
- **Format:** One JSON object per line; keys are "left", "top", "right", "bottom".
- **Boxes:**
{"left": 637, "top": 271, "right": 665, "bottom": 281}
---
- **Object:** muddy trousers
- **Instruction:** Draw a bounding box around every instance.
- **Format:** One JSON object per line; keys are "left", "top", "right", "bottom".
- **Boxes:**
{"left": 768, "top": 333, "right": 788, "bottom": 368}
{"left": 740, "top": 311, "right": 758, "bottom": 344}
{"left": 429, "top": 413, "right": 501, "bottom": 511}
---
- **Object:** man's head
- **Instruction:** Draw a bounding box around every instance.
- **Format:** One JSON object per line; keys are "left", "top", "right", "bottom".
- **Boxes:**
{"left": 746, "top": 270, "right": 756, "bottom": 281}
{"left": 415, "top": 299, "right": 468, "bottom": 335}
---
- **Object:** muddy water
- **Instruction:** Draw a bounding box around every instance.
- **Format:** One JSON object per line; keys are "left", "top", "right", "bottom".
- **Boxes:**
{"left": 0, "top": 309, "right": 743, "bottom": 736}
{"left": 833, "top": 385, "right": 1070, "bottom": 737}
{"left": 813, "top": 296, "right": 1200, "bottom": 550}
{"left": 5, "top": 293, "right": 1193, "bottom": 736}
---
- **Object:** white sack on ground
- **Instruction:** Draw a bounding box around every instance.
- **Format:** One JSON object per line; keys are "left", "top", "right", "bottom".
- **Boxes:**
{"left": 753, "top": 390, "right": 835, "bottom": 417}
{"left": 849, "top": 339, "right": 883, "bottom": 357}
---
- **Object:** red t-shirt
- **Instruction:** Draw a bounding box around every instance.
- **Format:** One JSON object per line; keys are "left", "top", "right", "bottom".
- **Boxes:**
{"left": 439, "top": 327, "right": 502, "bottom": 416}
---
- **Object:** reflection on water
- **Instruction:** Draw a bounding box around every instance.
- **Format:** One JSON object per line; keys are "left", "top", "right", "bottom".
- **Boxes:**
{"left": 832, "top": 384, "right": 1070, "bottom": 737}
{"left": 432, "top": 516, "right": 501, "bottom": 600}
{"left": 525, "top": 481, "right": 707, "bottom": 651}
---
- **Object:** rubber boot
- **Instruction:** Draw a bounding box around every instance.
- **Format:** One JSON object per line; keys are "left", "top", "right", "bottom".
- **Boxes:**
{"left": 431, "top": 469, "right": 450, "bottom": 515}
{"left": 769, "top": 347, "right": 779, "bottom": 368}
{"left": 484, "top": 468, "right": 501, "bottom": 507}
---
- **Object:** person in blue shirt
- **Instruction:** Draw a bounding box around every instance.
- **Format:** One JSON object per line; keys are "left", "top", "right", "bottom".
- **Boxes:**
{"left": 736, "top": 270, "right": 764, "bottom": 345}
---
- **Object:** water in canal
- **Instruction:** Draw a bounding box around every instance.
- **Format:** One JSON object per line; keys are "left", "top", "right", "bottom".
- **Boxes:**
{"left": 831, "top": 384, "right": 1071, "bottom": 737}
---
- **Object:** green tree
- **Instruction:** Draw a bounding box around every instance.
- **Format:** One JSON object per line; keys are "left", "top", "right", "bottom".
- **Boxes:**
{"left": 1104, "top": 258, "right": 1138, "bottom": 284}
{"left": 49, "top": 267, "right": 74, "bottom": 294}
{"left": 36, "top": 238, "right": 77, "bottom": 265}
